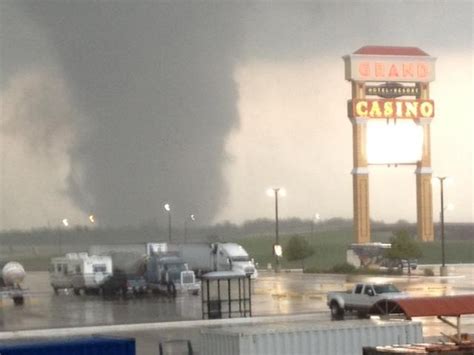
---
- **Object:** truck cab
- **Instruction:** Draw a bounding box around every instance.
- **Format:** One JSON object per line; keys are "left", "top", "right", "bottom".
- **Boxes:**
{"left": 145, "top": 254, "right": 200, "bottom": 296}
{"left": 215, "top": 243, "right": 258, "bottom": 279}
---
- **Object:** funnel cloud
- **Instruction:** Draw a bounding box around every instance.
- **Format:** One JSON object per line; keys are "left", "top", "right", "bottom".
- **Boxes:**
{"left": 1, "top": 1, "right": 472, "bottom": 230}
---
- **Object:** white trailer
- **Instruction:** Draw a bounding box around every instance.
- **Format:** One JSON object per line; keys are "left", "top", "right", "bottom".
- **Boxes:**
{"left": 49, "top": 253, "right": 112, "bottom": 295}
{"left": 201, "top": 319, "right": 423, "bottom": 355}
{"left": 172, "top": 243, "right": 258, "bottom": 278}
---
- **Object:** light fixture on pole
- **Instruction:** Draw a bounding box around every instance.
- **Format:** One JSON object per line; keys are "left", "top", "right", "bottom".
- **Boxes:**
{"left": 311, "top": 213, "right": 321, "bottom": 237}
{"left": 184, "top": 213, "right": 196, "bottom": 243}
{"left": 267, "top": 187, "right": 285, "bottom": 273}
{"left": 164, "top": 203, "right": 172, "bottom": 242}
{"left": 433, "top": 176, "right": 452, "bottom": 276}
{"left": 59, "top": 218, "right": 69, "bottom": 254}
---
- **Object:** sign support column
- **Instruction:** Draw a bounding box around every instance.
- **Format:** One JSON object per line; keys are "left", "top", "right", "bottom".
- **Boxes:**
{"left": 416, "top": 82, "right": 434, "bottom": 241}
{"left": 351, "top": 81, "right": 371, "bottom": 243}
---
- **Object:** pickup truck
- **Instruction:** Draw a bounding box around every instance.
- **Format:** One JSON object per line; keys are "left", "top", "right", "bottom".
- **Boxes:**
{"left": 327, "top": 283, "right": 407, "bottom": 320}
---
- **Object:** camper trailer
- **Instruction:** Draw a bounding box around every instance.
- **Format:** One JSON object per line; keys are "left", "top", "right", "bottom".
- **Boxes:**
{"left": 49, "top": 253, "right": 112, "bottom": 295}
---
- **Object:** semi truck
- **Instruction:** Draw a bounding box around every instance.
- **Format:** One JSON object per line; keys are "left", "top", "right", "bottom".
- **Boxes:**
{"left": 0, "top": 261, "right": 27, "bottom": 305}
{"left": 145, "top": 251, "right": 200, "bottom": 297}
{"left": 171, "top": 242, "right": 258, "bottom": 278}
{"left": 89, "top": 243, "right": 199, "bottom": 297}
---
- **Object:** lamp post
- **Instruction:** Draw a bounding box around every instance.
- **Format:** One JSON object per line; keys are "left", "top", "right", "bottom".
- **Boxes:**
{"left": 164, "top": 203, "right": 171, "bottom": 242}
{"left": 184, "top": 214, "right": 196, "bottom": 243}
{"left": 434, "top": 176, "right": 450, "bottom": 276}
{"left": 59, "top": 218, "right": 69, "bottom": 254}
{"left": 311, "top": 213, "right": 321, "bottom": 237}
{"left": 267, "top": 187, "right": 285, "bottom": 273}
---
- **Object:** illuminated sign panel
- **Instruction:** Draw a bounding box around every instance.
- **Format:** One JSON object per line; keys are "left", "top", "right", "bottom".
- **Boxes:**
{"left": 344, "top": 56, "right": 436, "bottom": 82}
{"left": 366, "top": 120, "right": 423, "bottom": 164}
{"left": 349, "top": 99, "right": 434, "bottom": 119}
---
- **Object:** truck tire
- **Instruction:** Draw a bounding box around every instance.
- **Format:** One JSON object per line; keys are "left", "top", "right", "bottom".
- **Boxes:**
{"left": 73, "top": 288, "right": 81, "bottom": 296}
{"left": 330, "top": 301, "right": 344, "bottom": 320}
{"left": 167, "top": 282, "right": 177, "bottom": 298}
{"left": 13, "top": 296, "right": 24, "bottom": 306}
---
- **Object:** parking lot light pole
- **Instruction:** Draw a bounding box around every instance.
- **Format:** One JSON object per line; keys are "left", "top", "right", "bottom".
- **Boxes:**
{"left": 267, "top": 187, "right": 285, "bottom": 273}
{"left": 435, "top": 177, "right": 448, "bottom": 276}
{"left": 164, "top": 203, "right": 171, "bottom": 242}
{"left": 184, "top": 214, "right": 196, "bottom": 243}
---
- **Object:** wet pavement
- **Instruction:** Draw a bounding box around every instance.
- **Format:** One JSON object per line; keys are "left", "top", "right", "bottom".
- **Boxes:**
{"left": 0, "top": 264, "right": 473, "bottom": 354}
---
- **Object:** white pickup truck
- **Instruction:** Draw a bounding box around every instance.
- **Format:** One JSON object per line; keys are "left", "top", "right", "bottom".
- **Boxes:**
{"left": 327, "top": 283, "right": 407, "bottom": 320}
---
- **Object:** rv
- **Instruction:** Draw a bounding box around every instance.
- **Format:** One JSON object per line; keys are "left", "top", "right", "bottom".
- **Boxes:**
{"left": 49, "top": 253, "right": 112, "bottom": 295}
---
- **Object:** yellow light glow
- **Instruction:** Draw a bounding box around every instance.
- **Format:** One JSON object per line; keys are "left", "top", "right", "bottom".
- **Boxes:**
{"left": 266, "top": 187, "right": 286, "bottom": 197}
{"left": 62, "top": 218, "right": 69, "bottom": 227}
{"left": 366, "top": 120, "right": 423, "bottom": 164}
{"left": 89, "top": 215, "right": 95, "bottom": 224}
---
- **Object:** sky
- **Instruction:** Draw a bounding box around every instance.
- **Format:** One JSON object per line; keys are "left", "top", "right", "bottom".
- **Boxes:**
{"left": 0, "top": 0, "right": 472, "bottom": 230}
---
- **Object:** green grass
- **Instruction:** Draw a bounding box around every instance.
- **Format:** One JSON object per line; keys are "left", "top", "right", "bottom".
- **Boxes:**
{"left": 4, "top": 229, "right": 473, "bottom": 272}
{"left": 239, "top": 230, "right": 474, "bottom": 270}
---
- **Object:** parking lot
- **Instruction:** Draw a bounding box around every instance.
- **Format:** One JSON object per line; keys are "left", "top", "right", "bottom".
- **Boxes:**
{"left": 1, "top": 265, "right": 473, "bottom": 354}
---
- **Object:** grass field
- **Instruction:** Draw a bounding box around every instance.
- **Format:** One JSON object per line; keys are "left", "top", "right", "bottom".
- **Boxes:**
{"left": 3, "top": 229, "right": 473, "bottom": 272}
{"left": 237, "top": 230, "right": 474, "bottom": 271}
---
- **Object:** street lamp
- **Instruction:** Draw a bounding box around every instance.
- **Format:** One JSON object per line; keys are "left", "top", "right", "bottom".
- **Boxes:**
{"left": 164, "top": 203, "right": 172, "bottom": 242}
{"left": 267, "top": 187, "right": 285, "bottom": 272}
{"left": 433, "top": 176, "right": 452, "bottom": 276}
{"left": 59, "top": 218, "right": 69, "bottom": 254}
{"left": 184, "top": 214, "right": 196, "bottom": 243}
{"left": 311, "top": 213, "right": 321, "bottom": 237}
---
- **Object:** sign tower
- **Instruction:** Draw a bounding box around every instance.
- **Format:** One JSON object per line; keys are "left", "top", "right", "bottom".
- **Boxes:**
{"left": 344, "top": 46, "right": 436, "bottom": 242}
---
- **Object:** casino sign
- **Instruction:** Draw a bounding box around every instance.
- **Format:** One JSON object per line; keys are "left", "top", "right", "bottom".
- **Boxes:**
{"left": 344, "top": 46, "right": 437, "bottom": 244}
{"left": 349, "top": 99, "right": 434, "bottom": 119}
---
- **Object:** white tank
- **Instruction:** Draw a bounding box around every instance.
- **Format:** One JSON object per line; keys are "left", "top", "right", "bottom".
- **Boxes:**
{"left": 2, "top": 262, "right": 26, "bottom": 286}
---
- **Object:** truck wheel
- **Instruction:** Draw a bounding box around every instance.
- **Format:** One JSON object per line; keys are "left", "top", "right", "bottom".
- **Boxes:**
{"left": 167, "top": 282, "right": 177, "bottom": 298}
{"left": 53, "top": 287, "right": 59, "bottom": 295}
{"left": 13, "top": 296, "right": 24, "bottom": 306}
{"left": 73, "top": 288, "right": 81, "bottom": 296}
{"left": 330, "top": 302, "right": 344, "bottom": 320}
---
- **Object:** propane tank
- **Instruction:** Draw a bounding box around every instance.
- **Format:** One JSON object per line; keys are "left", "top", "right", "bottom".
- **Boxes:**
{"left": 1, "top": 262, "right": 26, "bottom": 287}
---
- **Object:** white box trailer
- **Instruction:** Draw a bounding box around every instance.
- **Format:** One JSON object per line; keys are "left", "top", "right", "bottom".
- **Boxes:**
{"left": 49, "top": 253, "right": 112, "bottom": 294}
{"left": 171, "top": 243, "right": 258, "bottom": 278}
{"left": 201, "top": 319, "right": 423, "bottom": 355}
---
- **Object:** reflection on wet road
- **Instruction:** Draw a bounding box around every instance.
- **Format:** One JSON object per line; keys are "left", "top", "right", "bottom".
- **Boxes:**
{"left": 0, "top": 264, "right": 473, "bottom": 338}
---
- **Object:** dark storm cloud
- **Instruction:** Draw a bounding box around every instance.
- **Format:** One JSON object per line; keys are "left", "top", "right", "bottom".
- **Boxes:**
{"left": 2, "top": 1, "right": 471, "bottom": 229}
{"left": 17, "top": 2, "right": 244, "bottom": 226}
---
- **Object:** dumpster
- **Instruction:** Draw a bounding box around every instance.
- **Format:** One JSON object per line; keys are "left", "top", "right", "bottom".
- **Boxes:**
{"left": 0, "top": 336, "right": 135, "bottom": 355}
